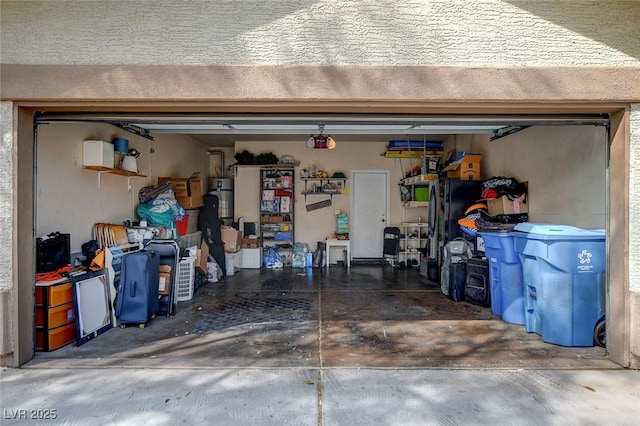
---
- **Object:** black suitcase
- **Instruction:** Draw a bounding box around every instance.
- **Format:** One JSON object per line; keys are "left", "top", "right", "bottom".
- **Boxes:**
{"left": 144, "top": 239, "right": 180, "bottom": 317}
{"left": 465, "top": 257, "right": 491, "bottom": 307}
{"left": 115, "top": 250, "right": 160, "bottom": 327}
{"left": 448, "top": 261, "right": 468, "bottom": 302}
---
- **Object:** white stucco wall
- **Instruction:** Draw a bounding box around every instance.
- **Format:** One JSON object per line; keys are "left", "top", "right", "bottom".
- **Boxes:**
{"left": 630, "top": 105, "right": 640, "bottom": 293}
{"left": 0, "top": 101, "right": 14, "bottom": 358}
{"left": 1, "top": 0, "right": 640, "bottom": 365}
{"left": 1, "top": 0, "right": 639, "bottom": 67}
{"left": 0, "top": 102, "right": 12, "bottom": 290}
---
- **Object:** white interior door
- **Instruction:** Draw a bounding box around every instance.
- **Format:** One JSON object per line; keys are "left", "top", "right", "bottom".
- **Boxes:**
{"left": 350, "top": 170, "right": 390, "bottom": 259}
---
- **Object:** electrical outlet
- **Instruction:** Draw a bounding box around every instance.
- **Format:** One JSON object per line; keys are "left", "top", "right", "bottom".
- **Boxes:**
{"left": 334, "top": 209, "right": 341, "bottom": 215}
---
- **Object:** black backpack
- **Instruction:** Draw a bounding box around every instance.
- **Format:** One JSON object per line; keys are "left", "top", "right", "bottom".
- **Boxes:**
{"left": 440, "top": 238, "right": 473, "bottom": 301}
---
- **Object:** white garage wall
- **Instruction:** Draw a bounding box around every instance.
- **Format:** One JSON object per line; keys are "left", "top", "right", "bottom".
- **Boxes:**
{"left": 0, "top": 101, "right": 13, "bottom": 278}
{"left": 234, "top": 140, "right": 427, "bottom": 248}
{"left": 443, "top": 126, "right": 606, "bottom": 228}
{"left": 468, "top": 125, "right": 607, "bottom": 228}
{"left": 34, "top": 122, "right": 607, "bottom": 260}
{"left": 0, "top": 101, "right": 14, "bottom": 358}
{"left": 36, "top": 123, "right": 209, "bottom": 254}
{"left": 2, "top": 1, "right": 638, "bottom": 67}
{"left": 630, "top": 105, "right": 640, "bottom": 293}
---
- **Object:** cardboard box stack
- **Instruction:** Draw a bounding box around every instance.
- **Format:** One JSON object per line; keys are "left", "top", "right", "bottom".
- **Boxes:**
{"left": 160, "top": 172, "right": 204, "bottom": 209}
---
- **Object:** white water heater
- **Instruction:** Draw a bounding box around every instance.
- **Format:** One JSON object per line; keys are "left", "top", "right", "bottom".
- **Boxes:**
{"left": 209, "top": 178, "right": 234, "bottom": 225}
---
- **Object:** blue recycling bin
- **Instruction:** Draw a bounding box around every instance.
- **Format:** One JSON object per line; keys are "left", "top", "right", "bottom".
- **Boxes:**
{"left": 513, "top": 223, "right": 606, "bottom": 347}
{"left": 478, "top": 229, "right": 525, "bottom": 325}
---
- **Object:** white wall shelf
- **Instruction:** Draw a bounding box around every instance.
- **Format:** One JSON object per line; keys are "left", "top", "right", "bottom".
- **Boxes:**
{"left": 394, "top": 222, "right": 429, "bottom": 267}
{"left": 83, "top": 166, "right": 146, "bottom": 190}
{"left": 300, "top": 177, "right": 348, "bottom": 201}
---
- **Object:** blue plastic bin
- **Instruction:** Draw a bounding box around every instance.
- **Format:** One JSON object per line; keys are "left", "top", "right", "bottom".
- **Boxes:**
{"left": 513, "top": 223, "right": 606, "bottom": 347}
{"left": 478, "top": 229, "right": 525, "bottom": 325}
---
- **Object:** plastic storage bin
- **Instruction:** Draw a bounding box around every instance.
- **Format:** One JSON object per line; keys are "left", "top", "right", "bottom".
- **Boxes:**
{"left": 175, "top": 215, "right": 189, "bottom": 236}
{"left": 513, "top": 223, "right": 606, "bottom": 347}
{"left": 240, "top": 248, "right": 263, "bottom": 269}
{"left": 478, "top": 229, "right": 525, "bottom": 325}
{"left": 177, "top": 231, "right": 202, "bottom": 250}
{"left": 225, "top": 251, "right": 242, "bottom": 276}
{"left": 176, "top": 257, "right": 196, "bottom": 301}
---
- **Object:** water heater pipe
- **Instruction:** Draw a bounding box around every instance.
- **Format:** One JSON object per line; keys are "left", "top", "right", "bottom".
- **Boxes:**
{"left": 208, "top": 150, "right": 225, "bottom": 177}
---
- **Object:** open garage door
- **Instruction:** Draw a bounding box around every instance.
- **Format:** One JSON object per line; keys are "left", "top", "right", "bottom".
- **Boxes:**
{"left": 23, "top": 108, "right": 620, "bottom": 369}
{"left": 35, "top": 112, "right": 609, "bottom": 143}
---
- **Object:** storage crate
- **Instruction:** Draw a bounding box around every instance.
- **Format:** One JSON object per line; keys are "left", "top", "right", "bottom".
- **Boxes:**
{"left": 186, "top": 209, "right": 199, "bottom": 234}
{"left": 414, "top": 187, "right": 429, "bottom": 201}
{"left": 176, "top": 257, "right": 196, "bottom": 301}
{"left": 178, "top": 231, "right": 202, "bottom": 249}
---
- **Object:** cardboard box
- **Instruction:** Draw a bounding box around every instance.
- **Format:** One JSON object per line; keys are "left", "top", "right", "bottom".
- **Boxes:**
{"left": 241, "top": 237, "right": 259, "bottom": 248}
{"left": 195, "top": 240, "right": 209, "bottom": 275}
{"left": 186, "top": 172, "right": 203, "bottom": 197}
{"left": 176, "top": 195, "right": 204, "bottom": 209}
{"left": 158, "top": 265, "right": 172, "bottom": 295}
{"left": 487, "top": 195, "right": 529, "bottom": 215}
{"left": 170, "top": 179, "right": 189, "bottom": 197}
{"left": 222, "top": 227, "right": 242, "bottom": 253}
{"left": 442, "top": 154, "right": 483, "bottom": 181}
{"left": 160, "top": 173, "right": 204, "bottom": 208}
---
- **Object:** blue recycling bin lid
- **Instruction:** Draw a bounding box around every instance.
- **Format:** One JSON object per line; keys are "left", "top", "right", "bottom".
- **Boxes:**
{"left": 478, "top": 224, "right": 515, "bottom": 234}
{"left": 513, "top": 223, "right": 605, "bottom": 240}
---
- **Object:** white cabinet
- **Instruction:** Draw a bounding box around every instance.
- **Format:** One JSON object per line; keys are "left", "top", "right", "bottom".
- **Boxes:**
{"left": 396, "top": 222, "right": 429, "bottom": 267}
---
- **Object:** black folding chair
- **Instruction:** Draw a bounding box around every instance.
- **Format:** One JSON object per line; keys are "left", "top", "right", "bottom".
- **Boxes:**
{"left": 383, "top": 227, "right": 401, "bottom": 267}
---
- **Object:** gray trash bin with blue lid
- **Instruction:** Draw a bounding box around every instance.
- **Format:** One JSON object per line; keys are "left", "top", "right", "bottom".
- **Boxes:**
{"left": 513, "top": 223, "right": 605, "bottom": 347}
{"left": 478, "top": 227, "right": 525, "bottom": 325}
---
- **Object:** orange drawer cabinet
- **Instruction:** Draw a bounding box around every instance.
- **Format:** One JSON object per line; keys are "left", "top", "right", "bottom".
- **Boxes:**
{"left": 35, "top": 280, "right": 76, "bottom": 351}
{"left": 35, "top": 281, "right": 73, "bottom": 307}
{"left": 35, "top": 302, "right": 75, "bottom": 329}
{"left": 36, "top": 322, "right": 76, "bottom": 352}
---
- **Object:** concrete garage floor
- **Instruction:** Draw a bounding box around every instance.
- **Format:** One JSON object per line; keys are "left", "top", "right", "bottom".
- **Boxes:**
{"left": 28, "top": 265, "right": 615, "bottom": 370}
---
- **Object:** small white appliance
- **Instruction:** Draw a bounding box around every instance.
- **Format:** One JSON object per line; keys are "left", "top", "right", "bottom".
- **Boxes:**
{"left": 120, "top": 156, "right": 138, "bottom": 173}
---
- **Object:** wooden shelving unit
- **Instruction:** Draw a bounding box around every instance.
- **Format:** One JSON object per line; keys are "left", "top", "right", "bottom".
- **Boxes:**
{"left": 83, "top": 166, "right": 146, "bottom": 190}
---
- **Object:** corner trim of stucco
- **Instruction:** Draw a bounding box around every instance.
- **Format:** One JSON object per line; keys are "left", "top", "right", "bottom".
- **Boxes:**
{"left": 0, "top": 101, "right": 16, "bottom": 366}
